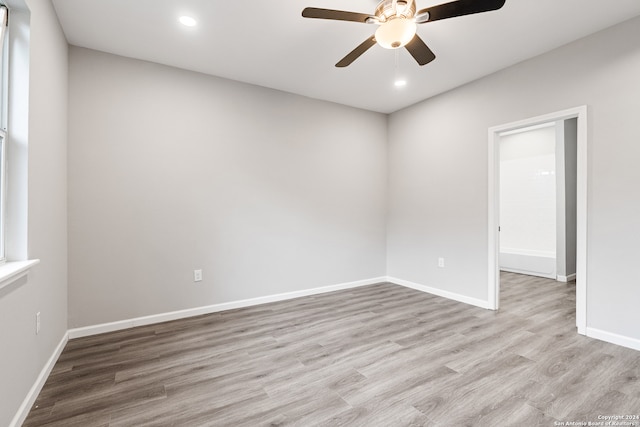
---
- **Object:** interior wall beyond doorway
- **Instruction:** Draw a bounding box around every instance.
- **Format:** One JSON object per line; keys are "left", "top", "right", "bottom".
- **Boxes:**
{"left": 499, "top": 123, "right": 558, "bottom": 279}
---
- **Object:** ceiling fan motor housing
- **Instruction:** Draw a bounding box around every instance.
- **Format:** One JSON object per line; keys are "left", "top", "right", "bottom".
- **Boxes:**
{"left": 375, "top": 0, "right": 416, "bottom": 21}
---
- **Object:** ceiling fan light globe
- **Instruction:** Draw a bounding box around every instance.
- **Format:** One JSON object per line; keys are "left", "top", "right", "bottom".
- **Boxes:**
{"left": 375, "top": 18, "right": 417, "bottom": 49}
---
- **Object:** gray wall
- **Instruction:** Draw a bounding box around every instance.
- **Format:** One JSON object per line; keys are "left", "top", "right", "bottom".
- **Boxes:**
{"left": 0, "top": 0, "right": 68, "bottom": 425}
{"left": 557, "top": 118, "right": 578, "bottom": 279}
{"left": 67, "top": 47, "right": 388, "bottom": 327}
{"left": 564, "top": 118, "right": 578, "bottom": 277}
{"left": 388, "top": 15, "right": 640, "bottom": 340}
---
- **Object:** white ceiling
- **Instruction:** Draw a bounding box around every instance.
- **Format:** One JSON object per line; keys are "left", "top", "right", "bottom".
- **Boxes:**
{"left": 51, "top": 0, "right": 640, "bottom": 114}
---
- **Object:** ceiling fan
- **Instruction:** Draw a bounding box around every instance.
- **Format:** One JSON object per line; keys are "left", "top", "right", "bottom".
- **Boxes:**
{"left": 302, "top": 0, "right": 506, "bottom": 67}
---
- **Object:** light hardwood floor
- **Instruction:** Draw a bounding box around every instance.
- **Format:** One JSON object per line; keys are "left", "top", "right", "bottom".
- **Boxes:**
{"left": 24, "top": 272, "right": 640, "bottom": 426}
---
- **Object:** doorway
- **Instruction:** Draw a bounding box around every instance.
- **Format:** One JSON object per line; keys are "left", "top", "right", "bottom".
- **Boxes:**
{"left": 488, "top": 106, "right": 587, "bottom": 335}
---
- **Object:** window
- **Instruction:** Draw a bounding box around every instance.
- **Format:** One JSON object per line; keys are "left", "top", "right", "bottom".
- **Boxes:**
{"left": 0, "top": 2, "right": 37, "bottom": 290}
{"left": 0, "top": 4, "right": 8, "bottom": 263}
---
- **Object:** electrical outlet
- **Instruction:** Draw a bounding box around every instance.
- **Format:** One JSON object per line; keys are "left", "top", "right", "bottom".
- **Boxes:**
{"left": 193, "top": 269, "right": 202, "bottom": 282}
{"left": 438, "top": 257, "right": 445, "bottom": 268}
{"left": 36, "top": 312, "right": 41, "bottom": 335}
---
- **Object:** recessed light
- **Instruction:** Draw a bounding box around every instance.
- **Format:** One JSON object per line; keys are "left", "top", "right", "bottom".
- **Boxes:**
{"left": 394, "top": 79, "right": 407, "bottom": 88}
{"left": 179, "top": 16, "right": 197, "bottom": 27}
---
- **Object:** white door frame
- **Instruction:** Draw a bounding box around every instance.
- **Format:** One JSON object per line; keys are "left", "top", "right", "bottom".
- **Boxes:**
{"left": 488, "top": 106, "right": 588, "bottom": 335}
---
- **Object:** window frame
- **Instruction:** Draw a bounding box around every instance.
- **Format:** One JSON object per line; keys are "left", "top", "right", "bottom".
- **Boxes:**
{"left": 0, "top": 4, "right": 9, "bottom": 264}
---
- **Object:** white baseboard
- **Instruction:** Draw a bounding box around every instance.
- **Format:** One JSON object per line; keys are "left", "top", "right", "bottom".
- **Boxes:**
{"left": 10, "top": 332, "right": 69, "bottom": 427}
{"left": 500, "top": 267, "right": 556, "bottom": 280}
{"left": 68, "top": 277, "right": 388, "bottom": 339}
{"left": 556, "top": 273, "right": 577, "bottom": 283}
{"left": 586, "top": 327, "right": 640, "bottom": 352}
{"left": 68, "top": 275, "right": 496, "bottom": 340}
{"left": 386, "top": 276, "right": 492, "bottom": 310}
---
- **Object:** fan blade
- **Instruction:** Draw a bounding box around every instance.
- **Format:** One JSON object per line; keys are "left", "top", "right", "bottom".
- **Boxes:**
{"left": 416, "top": 0, "right": 505, "bottom": 23}
{"left": 336, "top": 37, "right": 377, "bottom": 67}
{"left": 405, "top": 35, "right": 436, "bottom": 66}
{"left": 302, "top": 7, "right": 374, "bottom": 24}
